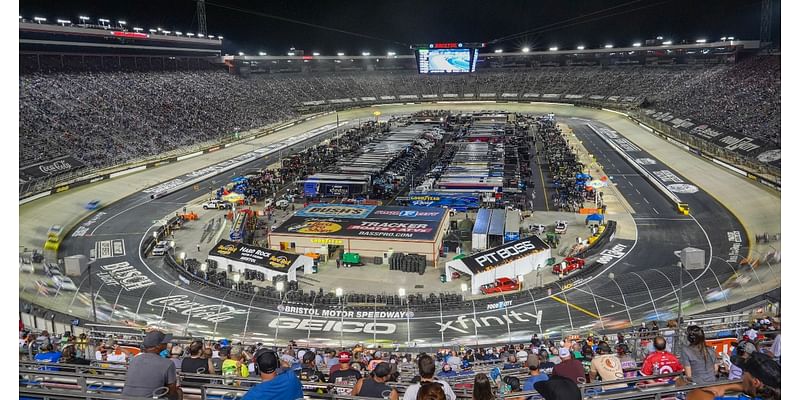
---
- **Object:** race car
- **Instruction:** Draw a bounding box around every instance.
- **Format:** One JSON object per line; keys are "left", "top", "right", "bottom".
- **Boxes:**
{"left": 554, "top": 221, "right": 569, "bottom": 234}
{"left": 552, "top": 257, "right": 585, "bottom": 275}
{"left": 52, "top": 275, "right": 78, "bottom": 291}
{"left": 202, "top": 199, "right": 232, "bottom": 210}
{"left": 480, "top": 277, "right": 520, "bottom": 295}
{"left": 151, "top": 241, "right": 171, "bottom": 256}
{"left": 85, "top": 200, "right": 101, "bottom": 210}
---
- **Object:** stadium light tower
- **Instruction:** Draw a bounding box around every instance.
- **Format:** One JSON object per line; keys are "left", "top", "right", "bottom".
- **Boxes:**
{"left": 521, "top": 47, "right": 530, "bottom": 53}
{"left": 79, "top": 16, "right": 90, "bottom": 25}
{"left": 163, "top": 30, "right": 171, "bottom": 35}
{"left": 33, "top": 17, "right": 46, "bottom": 24}
{"left": 118, "top": 20, "right": 126, "bottom": 26}
{"left": 576, "top": 45, "right": 585, "bottom": 50}
{"left": 175, "top": 31, "right": 183, "bottom": 36}
{"left": 259, "top": 51, "right": 267, "bottom": 56}
{"left": 494, "top": 49, "right": 503, "bottom": 53}
{"left": 695, "top": 38, "right": 707, "bottom": 43}
{"left": 632, "top": 42, "right": 642, "bottom": 47}
{"left": 313, "top": 52, "right": 321, "bottom": 56}
{"left": 238, "top": 51, "right": 245, "bottom": 56}
{"left": 98, "top": 18, "right": 109, "bottom": 27}
{"left": 133, "top": 27, "right": 143, "bottom": 32}
{"left": 548, "top": 46, "right": 558, "bottom": 51}
{"left": 217, "top": 36, "right": 223, "bottom": 40}
{"left": 362, "top": 51, "right": 371, "bottom": 56}
{"left": 57, "top": 19, "right": 71, "bottom": 26}
{"left": 604, "top": 44, "right": 614, "bottom": 48}
{"left": 197, "top": 33, "right": 205, "bottom": 38}
{"left": 337, "top": 52, "right": 345, "bottom": 56}
{"left": 208, "top": 35, "right": 215, "bottom": 39}
{"left": 186, "top": 32, "right": 195, "bottom": 37}
{"left": 387, "top": 51, "right": 396, "bottom": 56}
{"left": 662, "top": 40, "right": 673, "bottom": 45}
{"left": 149, "top": 29, "right": 157, "bottom": 33}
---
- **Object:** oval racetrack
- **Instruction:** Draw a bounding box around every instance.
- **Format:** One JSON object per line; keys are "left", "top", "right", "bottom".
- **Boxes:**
{"left": 21, "top": 103, "right": 767, "bottom": 346}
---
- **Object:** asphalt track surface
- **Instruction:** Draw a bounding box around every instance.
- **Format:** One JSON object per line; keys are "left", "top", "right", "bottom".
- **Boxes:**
{"left": 45, "top": 113, "right": 748, "bottom": 347}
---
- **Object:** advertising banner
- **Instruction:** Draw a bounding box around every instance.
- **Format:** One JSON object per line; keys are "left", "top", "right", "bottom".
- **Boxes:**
{"left": 273, "top": 217, "right": 440, "bottom": 241}
{"left": 366, "top": 206, "right": 445, "bottom": 221}
{"left": 20, "top": 156, "right": 86, "bottom": 182}
{"left": 460, "top": 236, "right": 549, "bottom": 274}
{"left": 296, "top": 204, "right": 376, "bottom": 219}
{"left": 210, "top": 239, "right": 299, "bottom": 271}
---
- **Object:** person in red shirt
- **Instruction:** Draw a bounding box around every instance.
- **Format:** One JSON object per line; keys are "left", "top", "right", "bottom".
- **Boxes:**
{"left": 641, "top": 336, "right": 684, "bottom": 382}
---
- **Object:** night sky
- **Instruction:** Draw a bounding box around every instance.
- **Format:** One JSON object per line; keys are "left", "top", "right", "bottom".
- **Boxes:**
{"left": 20, "top": 0, "right": 780, "bottom": 55}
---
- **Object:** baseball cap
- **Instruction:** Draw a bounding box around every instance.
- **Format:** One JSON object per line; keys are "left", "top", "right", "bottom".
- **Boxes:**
{"left": 338, "top": 351, "right": 352, "bottom": 363}
{"left": 559, "top": 348, "right": 571, "bottom": 358}
{"left": 255, "top": 349, "right": 279, "bottom": 374}
{"left": 373, "top": 361, "right": 392, "bottom": 377}
{"left": 142, "top": 331, "right": 173, "bottom": 348}
{"left": 741, "top": 352, "right": 780, "bottom": 389}
{"left": 745, "top": 329, "right": 759, "bottom": 341}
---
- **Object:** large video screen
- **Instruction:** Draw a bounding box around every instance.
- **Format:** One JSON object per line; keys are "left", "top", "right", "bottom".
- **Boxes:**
{"left": 417, "top": 48, "right": 477, "bottom": 73}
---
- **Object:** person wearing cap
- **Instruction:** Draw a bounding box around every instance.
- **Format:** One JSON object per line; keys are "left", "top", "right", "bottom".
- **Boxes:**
{"left": 402, "top": 354, "right": 456, "bottom": 400}
{"left": 437, "top": 362, "right": 457, "bottom": 378}
{"left": 170, "top": 345, "right": 183, "bottom": 370}
{"left": 368, "top": 350, "right": 384, "bottom": 372}
{"left": 687, "top": 352, "right": 780, "bottom": 400}
{"left": 122, "top": 330, "right": 183, "bottom": 400}
{"left": 552, "top": 347, "right": 584, "bottom": 384}
{"left": 588, "top": 341, "right": 626, "bottom": 390}
{"left": 329, "top": 352, "right": 362, "bottom": 384}
{"left": 640, "top": 336, "right": 683, "bottom": 383}
{"left": 523, "top": 354, "right": 549, "bottom": 392}
{"left": 352, "top": 362, "right": 399, "bottom": 400}
{"left": 297, "top": 350, "right": 325, "bottom": 383}
{"left": 222, "top": 345, "right": 250, "bottom": 382}
{"left": 241, "top": 349, "right": 304, "bottom": 400}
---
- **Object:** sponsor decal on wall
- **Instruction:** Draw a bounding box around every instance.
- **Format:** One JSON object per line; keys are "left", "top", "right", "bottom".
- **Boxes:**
{"left": 209, "top": 239, "right": 299, "bottom": 271}
{"left": 460, "top": 237, "right": 549, "bottom": 273}
{"left": 96, "top": 261, "right": 156, "bottom": 291}
{"left": 146, "top": 295, "right": 249, "bottom": 323}
{"left": 296, "top": 205, "right": 376, "bottom": 219}
{"left": 20, "top": 156, "right": 86, "bottom": 182}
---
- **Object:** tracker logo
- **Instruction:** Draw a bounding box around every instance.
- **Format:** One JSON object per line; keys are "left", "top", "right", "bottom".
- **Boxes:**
{"left": 268, "top": 317, "right": 396, "bottom": 334}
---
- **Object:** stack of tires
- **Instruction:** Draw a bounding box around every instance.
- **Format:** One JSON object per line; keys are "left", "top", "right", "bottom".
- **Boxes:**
{"left": 389, "top": 253, "right": 427, "bottom": 275}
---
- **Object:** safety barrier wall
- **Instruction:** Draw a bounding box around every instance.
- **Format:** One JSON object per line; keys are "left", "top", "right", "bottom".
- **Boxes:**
{"left": 573, "top": 220, "right": 617, "bottom": 260}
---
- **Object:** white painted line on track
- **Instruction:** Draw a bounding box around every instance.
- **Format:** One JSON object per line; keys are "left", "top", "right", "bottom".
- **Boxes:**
{"left": 643, "top": 197, "right": 650, "bottom": 204}
{"left": 653, "top": 208, "right": 660, "bottom": 214}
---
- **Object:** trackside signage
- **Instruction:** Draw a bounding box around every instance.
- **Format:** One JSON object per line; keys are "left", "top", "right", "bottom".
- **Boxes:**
{"left": 20, "top": 156, "right": 86, "bottom": 182}
{"left": 461, "top": 236, "right": 549, "bottom": 274}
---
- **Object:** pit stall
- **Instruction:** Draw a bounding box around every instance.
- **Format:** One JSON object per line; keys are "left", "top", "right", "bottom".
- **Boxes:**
{"left": 445, "top": 236, "right": 551, "bottom": 295}
{"left": 208, "top": 239, "right": 314, "bottom": 282}
{"left": 268, "top": 204, "right": 450, "bottom": 267}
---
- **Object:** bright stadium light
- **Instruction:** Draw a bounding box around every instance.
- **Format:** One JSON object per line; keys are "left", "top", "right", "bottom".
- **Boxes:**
{"left": 494, "top": 49, "right": 503, "bottom": 53}
{"left": 163, "top": 30, "right": 171, "bottom": 34}
{"left": 118, "top": 20, "right": 126, "bottom": 26}
{"left": 33, "top": 17, "right": 46, "bottom": 23}
{"left": 157, "top": 27, "right": 162, "bottom": 31}
{"left": 98, "top": 18, "right": 109, "bottom": 25}
{"left": 460, "top": 283, "right": 468, "bottom": 292}
{"left": 335, "top": 288, "right": 343, "bottom": 297}
{"left": 186, "top": 32, "right": 195, "bottom": 36}
{"left": 696, "top": 38, "right": 707, "bottom": 43}
{"left": 398, "top": 288, "right": 406, "bottom": 297}
{"left": 576, "top": 45, "right": 585, "bottom": 50}
{"left": 337, "top": 52, "right": 345, "bottom": 56}
{"left": 313, "top": 52, "right": 320, "bottom": 56}
{"left": 287, "top": 52, "right": 295, "bottom": 56}
{"left": 57, "top": 19, "right": 71, "bottom": 26}
{"left": 521, "top": 47, "right": 530, "bottom": 53}
{"left": 549, "top": 46, "right": 558, "bottom": 51}
{"left": 656, "top": 36, "right": 663, "bottom": 40}
{"left": 197, "top": 33, "right": 205, "bottom": 38}
{"left": 149, "top": 29, "right": 158, "bottom": 33}
{"left": 632, "top": 42, "right": 642, "bottom": 47}
{"left": 258, "top": 51, "right": 267, "bottom": 56}
{"left": 662, "top": 40, "right": 673, "bottom": 45}
{"left": 387, "top": 51, "right": 396, "bottom": 56}
{"left": 208, "top": 35, "right": 215, "bottom": 39}
{"left": 175, "top": 31, "right": 182, "bottom": 36}
{"left": 133, "top": 27, "right": 143, "bottom": 32}
{"left": 276, "top": 281, "right": 284, "bottom": 292}
{"left": 217, "top": 36, "right": 223, "bottom": 40}
{"left": 362, "top": 51, "right": 371, "bottom": 56}
{"left": 604, "top": 44, "right": 614, "bottom": 48}
{"left": 238, "top": 51, "right": 245, "bottom": 56}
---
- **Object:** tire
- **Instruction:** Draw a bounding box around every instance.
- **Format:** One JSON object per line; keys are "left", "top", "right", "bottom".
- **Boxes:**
{"left": 203, "top": 206, "right": 209, "bottom": 210}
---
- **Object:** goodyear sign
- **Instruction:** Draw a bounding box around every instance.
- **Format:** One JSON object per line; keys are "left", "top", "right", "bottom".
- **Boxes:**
{"left": 311, "top": 238, "right": 344, "bottom": 245}
{"left": 209, "top": 239, "right": 299, "bottom": 271}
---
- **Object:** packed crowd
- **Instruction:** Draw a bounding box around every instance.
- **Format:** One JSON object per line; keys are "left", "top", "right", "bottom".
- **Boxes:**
{"left": 20, "top": 57, "right": 779, "bottom": 172}
{"left": 20, "top": 316, "right": 781, "bottom": 400}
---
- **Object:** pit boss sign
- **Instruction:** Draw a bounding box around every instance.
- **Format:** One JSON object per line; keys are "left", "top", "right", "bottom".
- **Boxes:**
{"left": 210, "top": 239, "right": 299, "bottom": 272}
{"left": 461, "top": 236, "right": 548, "bottom": 273}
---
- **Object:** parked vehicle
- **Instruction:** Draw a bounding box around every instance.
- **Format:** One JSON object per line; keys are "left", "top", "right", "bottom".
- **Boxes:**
{"left": 554, "top": 220, "right": 568, "bottom": 234}
{"left": 152, "top": 241, "right": 170, "bottom": 256}
{"left": 341, "top": 253, "right": 364, "bottom": 268}
{"left": 552, "top": 257, "right": 585, "bottom": 275}
{"left": 480, "top": 277, "right": 520, "bottom": 294}
{"left": 52, "top": 275, "right": 78, "bottom": 291}
{"left": 19, "top": 256, "right": 34, "bottom": 273}
{"left": 203, "top": 200, "right": 231, "bottom": 210}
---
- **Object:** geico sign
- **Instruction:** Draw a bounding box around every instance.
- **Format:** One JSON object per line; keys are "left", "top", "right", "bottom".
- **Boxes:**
{"left": 269, "top": 317, "right": 396, "bottom": 334}
{"left": 475, "top": 240, "right": 538, "bottom": 267}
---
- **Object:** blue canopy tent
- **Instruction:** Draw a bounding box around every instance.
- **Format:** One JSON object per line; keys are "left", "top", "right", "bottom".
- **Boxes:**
{"left": 585, "top": 213, "right": 604, "bottom": 224}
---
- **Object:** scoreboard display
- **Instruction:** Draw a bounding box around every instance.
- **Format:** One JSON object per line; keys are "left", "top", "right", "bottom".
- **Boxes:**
{"left": 415, "top": 42, "right": 482, "bottom": 74}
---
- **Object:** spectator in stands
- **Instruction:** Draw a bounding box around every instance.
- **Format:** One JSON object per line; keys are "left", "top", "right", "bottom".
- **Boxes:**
{"left": 416, "top": 382, "right": 447, "bottom": 400}
{"left": 589, "top": 341, "right": 626, "bottom": 390}
{"left": 681, "top": 325, "right": 718, "bottom": 384}
{"left": 727, "top": 340, "right": 756, "bottom": 380}
{"left": 538, "top": 350, "right": 556, "bottom": 375}
{"left": 221, "top": 346, "right": 250, "bottom": 383}
{"left": 438, "top": 363, "right": 456, "bottom": 378}
{"left": 662, "top": 320, "right": 678, "bottom": 353}
{"left": 640, "top": 336, "right": 683, "bottom": 382}
{"left": 531, "top": 334, "right": 542, "bottom": 348}
{"left": 552, "top": 348, "right": 584, "bottom": 384}
{"left": 75, "top": 333, "right": 88, "bottom": 358}
{"left": 298, "top": 350, "right": 325, "bottom": 382}
{"left": 503, "top": 354, "right": 520, "bottom": 370}
{"left": 329, "top": 351, "right": 362, "bottom": 384}
{"left": 241, "top": 348, "right": 304, "bottom": 400}
{"left": 324, "top": 349, "right": 338, "bottom": 369}
{"left": 352, "top": 362, "right": 399, "bottom": 400}
{"left": 523, "top": 354, "right": 549, "bottom": 392}
{"left": 34, "top": 343, "right": 62, "bottom": 371}
{"left": 104, "top": 341, "right": 129, "bottom": 369}
{"left": 403, "top": 354, "right": 456, "bottom": 400}
{"left": 181, "top": 341, "right": 215, "bottom": 383}
{"left": 122, "top": 330, "right": 182, "bottom": 400}
{"left": 60, "top": 344, "right": 90, "bottom": 366}
{"left": 533, "top": 375, "right": 582, "bottom": 400}
{"left": 471, "top": 373, "right": 494, "bottom": 400}
{"left": 502, "top": 376, "right": 524, "bottom": 400}
{"left": 204, "top": 346, "right": 221, "bottom": 373}
{"left": 170, "top": 345, "right": 183, "bottom": 370}
{"left": 688, "top": 352, "right": 780, "bottom": 400}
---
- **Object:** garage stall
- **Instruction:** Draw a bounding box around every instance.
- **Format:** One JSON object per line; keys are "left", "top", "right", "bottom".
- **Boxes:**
{"left": 445, "top": 236, "right": 551, "bottom": 295}
{"left": 208, "top": 239, "right": 314, "bottom": 282}
{"left": 268, "top": 204, "right": 450, "bottom": 267}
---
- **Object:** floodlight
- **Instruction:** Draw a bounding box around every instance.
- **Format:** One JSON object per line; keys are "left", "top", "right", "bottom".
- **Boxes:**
{"left": 521, "top": 47, "right": 530, "bottom": 53}
{"left": 576, "top": 45, "right": 585, "bottom": 50}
